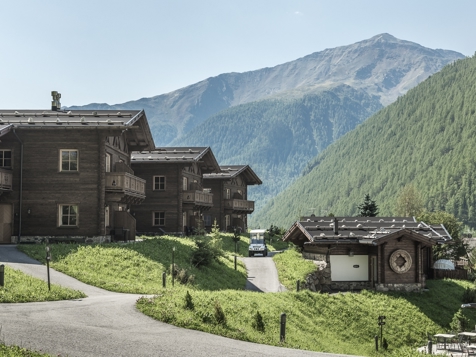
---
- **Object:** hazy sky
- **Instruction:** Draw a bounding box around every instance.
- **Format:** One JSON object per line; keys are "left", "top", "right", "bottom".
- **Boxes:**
{"left": 2, "top": 0, "right": 476, "bottom": 109}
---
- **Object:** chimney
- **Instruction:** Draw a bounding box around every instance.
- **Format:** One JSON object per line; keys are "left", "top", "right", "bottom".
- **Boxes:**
{"left": 51, "top": 91, "right": 61, "bottom": 111}
{"left": 333, "top": 217, "right": 338, "bottom": 235}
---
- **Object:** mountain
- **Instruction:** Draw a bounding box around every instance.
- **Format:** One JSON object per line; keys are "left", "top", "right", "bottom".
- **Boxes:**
{"left": 68, "top": 34, "right": 464, "bottom": 146}
{"left": 172, "top": 84, "right": 382, "bottom": 214}
{"left": 251, "top": 54, "right": 476, "bottom": 229}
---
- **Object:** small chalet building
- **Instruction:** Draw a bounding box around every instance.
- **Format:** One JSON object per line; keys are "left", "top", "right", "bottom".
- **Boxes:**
{"left": 130, "top": 147, "right": 221, "bottom": 235}
{"left": 283, "top": 216, "right": 452, "bottom": 292}
{"left": 203, "top": 165, "right": 262, "bottom": 232}
{"left": 0, "top": 104, "right": 154, "bottom": 243}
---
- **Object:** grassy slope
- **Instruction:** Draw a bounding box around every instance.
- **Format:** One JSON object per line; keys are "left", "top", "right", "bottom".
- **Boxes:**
{"left": 0, "top": 265, "right": 85, "bottom": 303}
{"left": 17, "top": 235, "right": 476, "bottom": 356}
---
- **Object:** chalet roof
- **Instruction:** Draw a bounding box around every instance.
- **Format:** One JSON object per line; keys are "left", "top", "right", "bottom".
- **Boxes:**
{"left": 283, "top": 216, "right": 452, "bottom": 247}
{"left": 131, "top": 147, "right": 221, "bottom": 174}
{"left": 203, "top": 165, "right": 262, "bottom": 185}
{"left": 0, "top": 109, "right": 155, "bottom": 151}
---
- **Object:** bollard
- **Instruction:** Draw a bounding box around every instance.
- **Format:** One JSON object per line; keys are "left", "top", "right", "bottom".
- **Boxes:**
{"left": 296, "top": 280, "right": 300, "bottom": 292}
{"left": 427, "top": 340, "right": 432, "bottom": 355}
{"left": 375, "top": 335, "right": 378, "bottom": 351}
{"left": 46, "top": 246, "right": 51, "bottom": 291}
{"left": 0, "top": 264, "right": 4, "bottom": 287}
{"left": 280, "top": 313, "right": 286, "bottom": 342}
{"left": 234, "top": 255, "right": 237, "bottom": 270}
{"left": 162, "top": 271, "right": 166, "bottom": 288}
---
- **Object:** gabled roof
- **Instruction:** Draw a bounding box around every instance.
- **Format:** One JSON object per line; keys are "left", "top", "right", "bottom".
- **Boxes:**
{"left": 283, "top": 216, "right": 452, "bottom": 247}
{"left": 131, "top": 147, "right": 221, "bottom": 174}
{"left": 0, "top": 109, "right": 155, "bottom": 150}
{"left": 203, "top": 165, "right": 262, "bottom": 185}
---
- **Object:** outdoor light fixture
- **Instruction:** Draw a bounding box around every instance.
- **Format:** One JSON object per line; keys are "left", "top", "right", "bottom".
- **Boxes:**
{"left": 27, "top": 208, "right": 31, "bottom": 215}
{"left": 112, "top": 180, "right": 116, "bottom": 186}
{"left": 348, "top": 249, "right": 354, "bottom": 257}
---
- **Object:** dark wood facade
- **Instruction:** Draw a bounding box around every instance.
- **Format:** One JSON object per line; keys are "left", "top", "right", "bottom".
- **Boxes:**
{"left": 0, "top": 109, "right": 154, "bottom": 243}
{"left": 203, "top": 165, "right": 262, "bottom": 232}
{"left": 283, "top": 216, "right": 451, "bottom": 292}
{"left": 131, "top": 148, "right": 220, "bottom": 235}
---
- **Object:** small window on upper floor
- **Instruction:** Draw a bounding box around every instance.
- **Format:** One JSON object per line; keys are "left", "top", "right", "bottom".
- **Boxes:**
{"left": 105, "top": 153, "right": 111, "bottom": 173}
{"left": 225, "top": 188, "right": 231, "bottom": 199}
{"left": 183, "top": 177, "right": 188, "bottom": 191}
{"left": 60, "top": 149, "right": 78, "bottom": 172}
{"left": 0, "top": 150, "right": 12, "bottom": 168}
{"left": 153, "top": 176, "right": 166, "bottom": 190}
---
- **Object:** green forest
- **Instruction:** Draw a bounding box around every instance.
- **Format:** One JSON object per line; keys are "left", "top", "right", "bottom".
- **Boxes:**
{"left": 252, "top": 54, "right": 476, "bottom": 229}
{"left": 174, "top": 84, "right": 382, "bottom": 213}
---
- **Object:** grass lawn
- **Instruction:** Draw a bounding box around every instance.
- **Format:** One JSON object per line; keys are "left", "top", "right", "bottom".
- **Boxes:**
{"left": 16, "top": 233, "right": 476, "bottom": 356}
{"left": 0, "top": 265, "right": 85, "bottom": 303}
{"left": 0, "top": 344, "right": 53, "bottom": 357}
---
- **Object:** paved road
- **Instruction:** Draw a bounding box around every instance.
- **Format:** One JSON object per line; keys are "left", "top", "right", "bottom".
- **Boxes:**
{"left": 243, "top": 251, "right": 286, "bottom": 292}
{"left": 0, "top": 245, "right": 353, "bottom": 357}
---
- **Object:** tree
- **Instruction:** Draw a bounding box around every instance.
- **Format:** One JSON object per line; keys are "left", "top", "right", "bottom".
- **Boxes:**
{"left": 395, "top": 184, "right": 425, "bottom": 217}
{"left": 417, "top": 210, "right": 468, "bottom": 261}
{"left": 357, "top": 194, "right": 379, "bottom": 217}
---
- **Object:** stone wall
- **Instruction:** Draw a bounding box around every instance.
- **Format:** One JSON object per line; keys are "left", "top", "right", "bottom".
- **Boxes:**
{"left": 375, "top": 283, "right": 422, "bottom": 292}
{"left": 13, "top": 235, "right": 112, "bottom": 244}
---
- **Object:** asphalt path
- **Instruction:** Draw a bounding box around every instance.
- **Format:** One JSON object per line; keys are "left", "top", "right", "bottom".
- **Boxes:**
{"left": 0, "top": 245, "right": 355, "bottom": 357}
{"left": 243, "top": 251, "right": 287, "bottom": 292}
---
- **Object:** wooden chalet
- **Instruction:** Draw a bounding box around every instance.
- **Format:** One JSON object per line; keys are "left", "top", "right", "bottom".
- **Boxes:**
{"left": 130, "top": 147, "right": 221, "bottom": 235}
{"left": 203, "top": 165, "right": 262, "bottom": 232}
{"left": 283, "top": 216, "right": 452, "bottom": 292}
{"left": 0, "top": 104, "right": 154, "bottom": 243}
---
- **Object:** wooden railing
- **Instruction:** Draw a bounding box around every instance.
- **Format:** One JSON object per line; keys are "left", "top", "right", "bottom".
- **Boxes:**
{"left": 224, "top": 199, "right": 254, "bottom": 212}
{"left": 106, "top": 172, "right": 146, "bottom": 197}
{"left": 0, "top": 168, "right": 12, "bottom": 190}
{"left": 183, "top": 190, "right": 213, "bottom": 206}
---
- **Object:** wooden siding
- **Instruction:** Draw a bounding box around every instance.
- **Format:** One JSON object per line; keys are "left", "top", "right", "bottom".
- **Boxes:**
{"left": 131, "top": 162, "right": 183, "bottom": 234}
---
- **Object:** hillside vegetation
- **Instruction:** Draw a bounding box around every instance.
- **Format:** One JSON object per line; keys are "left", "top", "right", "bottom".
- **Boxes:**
{"left": 253, "top": 54, "right": 476, "bottom": 229}
{"left": 16, "top": 236, "right": 476, "bottom": 356}
{"left": 175, "top": 85, "right": 382, "bottom": 213}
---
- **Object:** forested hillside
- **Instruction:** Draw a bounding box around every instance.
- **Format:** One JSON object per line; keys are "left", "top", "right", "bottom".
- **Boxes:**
{"left": 252, "top": 54, "right": 476, "bottom": 229}
{"left": 174, "top": 85, "right": 382, "bottom": 212}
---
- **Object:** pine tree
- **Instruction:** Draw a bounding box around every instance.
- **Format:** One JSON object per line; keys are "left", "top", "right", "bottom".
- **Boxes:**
{"left": 357, "top": 194, "right": 379, "bottom": 217}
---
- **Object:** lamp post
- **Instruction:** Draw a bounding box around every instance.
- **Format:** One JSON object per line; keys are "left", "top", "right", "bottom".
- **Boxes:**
{"left": 46, "top": 246, "right": 51, "bottom": 291}
{"left": 172, "top": 246, "right": 175, "bottom": 287}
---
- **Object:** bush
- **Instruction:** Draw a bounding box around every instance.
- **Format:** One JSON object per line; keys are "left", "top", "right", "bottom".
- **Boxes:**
{"left": 191, "top": 236, "right": 224, "bottom": 268}
{"left": 252, "top": 311, "right": 265, "bottom": 332}
{"left": 463, "top": 287, "right": 476, "bottom": 303}
{"left": 214, "top": 300, "right": 226, "bottom": 325}
{"left": 177, "top": 268, "right": 195, "bottom": 285}
{"left": 184, "top": 291, "right": 194, "bottom": 310}
{"left": 450, "top": 309, "right": 470, "bottom": 332}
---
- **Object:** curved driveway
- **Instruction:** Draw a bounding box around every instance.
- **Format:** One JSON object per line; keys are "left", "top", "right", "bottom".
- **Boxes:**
{"left": 243, "top": 251, "right": 286, "bottom": 292}
{"left": 0, "top": 246, "right": 352, "bottom": 357}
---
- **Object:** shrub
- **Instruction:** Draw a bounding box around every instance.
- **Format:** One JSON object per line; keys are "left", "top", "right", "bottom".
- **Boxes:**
{"left": 177, "top": 268, "right": 195, "bottom": 285}
{"left": 214, "top": 300, "right": 226, "bottom": 325}
{"left": 184, "top": 291, "right": 194, "bottom": 310}
{"left": 450, "top": 309, "right": 470, "bottom": 332}
{"left": 463, "top": 287, "right": 476, "bottom": 303}
{"left": 251, "top": 311, "right": 265, "bottom": 332}
{"left": 191, "top": 236, "right": 224, "bottom": 268}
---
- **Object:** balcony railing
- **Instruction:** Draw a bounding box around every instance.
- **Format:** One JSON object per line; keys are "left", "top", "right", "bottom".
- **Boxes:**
{"left": 106, "top": 172, "right": 146, "bottom": 198}
{"left": 0, "top": 168, "right": 12, "bottom": 191}
{"left": 224, "top": 199, "right": 254, "bottom": 212}
{"left": 183, "top": 190, "right": 213, "bottom": 207}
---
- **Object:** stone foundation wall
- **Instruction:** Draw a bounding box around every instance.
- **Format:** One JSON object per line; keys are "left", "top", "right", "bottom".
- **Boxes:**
{"left": 375, "top": 283, "right": 422, "bottom": 292}
{"left": 13, "top": 235, "right": 112, "bottom": 244}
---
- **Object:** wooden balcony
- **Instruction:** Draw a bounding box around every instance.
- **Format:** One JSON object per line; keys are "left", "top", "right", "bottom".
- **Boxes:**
{"left": 224, "top": 199, "right": 255, "bottom": 213}
{"left": 183, "top": 190, "right": 213, "bottom": 209}
{"left": 0, "top": 168, "right": 12, "bottom": 191}
{"left": 106, "top": 172, "right": 146, "bottom": 203}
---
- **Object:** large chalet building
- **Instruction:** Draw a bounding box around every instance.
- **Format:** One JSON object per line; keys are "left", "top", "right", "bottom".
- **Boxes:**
{"left": 0, "top": 94, "right": 261, "bottom": 243}
{"left": 203, "top": 165, "right": 262, "bottom": 232}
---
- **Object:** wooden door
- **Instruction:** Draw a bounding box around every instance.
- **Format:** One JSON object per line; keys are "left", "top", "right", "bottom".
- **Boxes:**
{"left": 0, "top": 204, "right": 12, "bottom": 243}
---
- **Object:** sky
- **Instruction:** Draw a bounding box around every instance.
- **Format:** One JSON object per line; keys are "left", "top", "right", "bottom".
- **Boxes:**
{"left": 2, "top": 0, "right": 476, "bottom": 109}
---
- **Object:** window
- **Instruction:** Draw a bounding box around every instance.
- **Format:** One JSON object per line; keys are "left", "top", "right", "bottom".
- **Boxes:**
{"left": 204, "top": 215, "right": 212, "bottom": 227}
{"left": 60, "top": 150, "right": 78, "bottom": 171}
{"left": 225, "top": 215, "right": 230, "bottom": 228}
{"left": 183, "top": 177, "right": 188, "bottom": 191}
{"left": 105, "top": 153, "right": 111, "bottom": 173}
{"left": 0, "top": 150, "right": 12, "bottom": 168}
{"left": 153, "top": 176, "right": 166, "bottom": 190}
{"left": 153, "top": 212, "right": 165, "bottom": 226}
{"left": 59, "top": 205, "right": 78, "bottom": 226}
{"left": 225, "top": 188, "right": 231, "bottom": 199}
{"left": 105, "top": 206, "right": 110, "bottom": 227}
